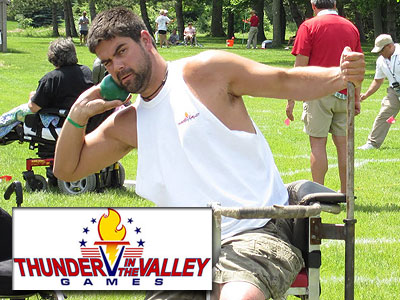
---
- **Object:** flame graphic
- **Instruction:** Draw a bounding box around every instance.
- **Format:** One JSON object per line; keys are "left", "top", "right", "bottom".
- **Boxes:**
{"left": 98, "top": 209, "right": 126, "bottom": 265}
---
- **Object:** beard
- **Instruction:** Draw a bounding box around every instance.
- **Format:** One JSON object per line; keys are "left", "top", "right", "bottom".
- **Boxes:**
{"left": 117, "top": 50, "right": 152, "bottom": 94}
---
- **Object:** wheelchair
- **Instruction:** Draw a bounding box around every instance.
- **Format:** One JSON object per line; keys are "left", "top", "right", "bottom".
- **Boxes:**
{"left": 0, "top": 107, "right": 125, "bottom": 195}
{"left": 1, "top": 183, "right": 65, "bottom": 299}
{"left": 210, "top": 180, "right": 352, "bottom": 300}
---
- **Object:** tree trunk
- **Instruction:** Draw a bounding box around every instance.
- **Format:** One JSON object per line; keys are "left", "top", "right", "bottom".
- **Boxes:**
{"left": 51, "top": 2, "right": 60, "bottom": 37}
{"left": 386, "top": 0, "right": 397, "bottom": 41}
{"left": 287, "top": 0, "right": 303, "bottom": 28}
{"left": 227, "top": 9, "right": 235, "bottom": 39}
{"left": 211, "top": 0, "right": 225, "bottom": 37}
{"left": 63, "top": 1, "right": 71, "bottom": 37}
{"left": 372, "top": 1, "right": 383, "bottom": 38}
{"left": 175, "top": 0, "right": 184, "bottom": 41}
{"left": 139, "top": 0, "right": 154, "bottom": 38}
{"left": 280, "top": 0, "right": 286, "bottom": 43}
{"left": 66, "top": 0, "right": 78, "bottom": 37}
{"left": 305, "top": 1, "right": 313, "bottom": 19}
{"left": 272, "top": 0, "right": 282, "bottom": 47}
{"left": 254, "top": 0, "right": 266, "bottom": 43}
{"left": 89, "top": 0, "right": 96, "bottom": 21}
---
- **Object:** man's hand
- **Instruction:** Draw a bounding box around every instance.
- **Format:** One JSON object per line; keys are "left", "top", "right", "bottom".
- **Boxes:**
{"left": 340, "top": 47, "right": 365, "bottom": 88}
{"left": 286, "top": 100, "right": 295, "bottom": 121}
{"left": 360, "top": 93, "right": 368, "bottom": 101}
{"left": 69, "top": 85, "right": 123, "bottom": 126}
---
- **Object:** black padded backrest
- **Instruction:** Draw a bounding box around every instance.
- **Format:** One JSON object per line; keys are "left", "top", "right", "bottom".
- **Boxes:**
{"left": 0, "top": 208, "right": 12, "bottom": 261}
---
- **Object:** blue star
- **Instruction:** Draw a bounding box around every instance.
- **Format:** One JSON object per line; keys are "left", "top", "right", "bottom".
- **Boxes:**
{"left": 91, "top": 218, "right": 96, "bottom": 224}
{"left": 83, "top": 227, "right": 89, "bottom": 234}
{"left": 137, "top": 239, "right": 145, "bottom": 247}
{"left": 79, "top": 239, "right": 87, "bottom": 247}
{"left": 135, "top": 227, "right": 141, "bottom": 234}
{"left": 128, "top": 218, "right": 133, "bottom": 224}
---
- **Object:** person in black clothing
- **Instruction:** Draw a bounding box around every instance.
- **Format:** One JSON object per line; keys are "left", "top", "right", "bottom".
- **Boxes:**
{"left": 28, "top": 38, "right": 93, "bottom": 113}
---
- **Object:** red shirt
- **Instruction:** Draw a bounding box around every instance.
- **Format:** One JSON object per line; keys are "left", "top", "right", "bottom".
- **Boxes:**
{"left": 292, "top": 13, "right": 362, "bottom": 94}
{"left": 249, "top": 15, "right": 259, "bottom": 27}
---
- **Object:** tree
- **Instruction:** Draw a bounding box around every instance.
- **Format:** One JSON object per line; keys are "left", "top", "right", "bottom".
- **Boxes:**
{"left": 272, "top": 0, "right": 282, "bottom": 46}
{"left": 287, "top": 0, "right": 304, "bottom": 28}
{"left": 211, "top": 0, "right": 225, "bottom": 36}
{"left": 139, "top": 0, "right": 154, "bottom": 37}
{"left": 51, "top": 1, "right": 60, "bottom": 37}
{"left": 372, "top": 0, "right": 383, "bottom": 38}
{"left": 175, "top": 0, "right": 185, "bottom": 41}
{"left": 386, "top": 0, "right": 397, "bottom": 40}
{"left": 89, "top": 0, "right": 97, "bottom": 21}
{"left": 253, "top": 0, "right": 266, "bottom": 44}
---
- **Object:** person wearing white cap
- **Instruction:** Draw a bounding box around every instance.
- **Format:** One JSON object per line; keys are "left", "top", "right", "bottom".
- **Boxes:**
{"left": 358, "top": 34, "right": 400, "bottom": 150}
{"left": 155, "top": 9, "right": 171, "bottom": 48}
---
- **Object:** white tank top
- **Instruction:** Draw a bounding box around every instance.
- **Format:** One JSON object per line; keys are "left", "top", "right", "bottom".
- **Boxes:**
{"left": 135, "top": 58, "right": 288, "bottom": 239}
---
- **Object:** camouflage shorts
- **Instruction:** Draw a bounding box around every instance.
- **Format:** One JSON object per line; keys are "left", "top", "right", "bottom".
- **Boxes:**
{"left": 145, "top": 219, "right": 304, "bottom": 300}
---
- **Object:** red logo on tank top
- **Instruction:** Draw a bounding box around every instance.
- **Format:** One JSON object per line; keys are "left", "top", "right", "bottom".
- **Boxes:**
{"left": 178, "top": 112, "right": 200, "bottom": 125}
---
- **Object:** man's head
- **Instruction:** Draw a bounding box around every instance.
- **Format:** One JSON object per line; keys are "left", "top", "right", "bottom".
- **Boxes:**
{"left": 47, "top": 38, "right": 78, "bottom": 68}
{"left": 371, "top": 34, "right": 394, "bottom": 58}
{"left": 250, "top": 10, "right": 256, "bottom": 16}
{"left": 88, "top": 7, "right": 148, "bottom": 54}
{"left": 82, "top": 11, "right": 87, "bottom": 16}
{"left": 310, "top": 0, "right": 335, "bottom": 10}
{"left": 188, "top": 22, "right": 193, "bottom": 27}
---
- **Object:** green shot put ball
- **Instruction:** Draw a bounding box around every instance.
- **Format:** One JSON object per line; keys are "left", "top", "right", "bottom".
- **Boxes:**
{"left": 100, "top": 74, "right": 130, "bottom": 101}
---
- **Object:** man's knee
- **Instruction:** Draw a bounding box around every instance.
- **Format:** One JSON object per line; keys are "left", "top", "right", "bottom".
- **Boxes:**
{"left": 217, "top": 281, "right": 266, "bottom": 300}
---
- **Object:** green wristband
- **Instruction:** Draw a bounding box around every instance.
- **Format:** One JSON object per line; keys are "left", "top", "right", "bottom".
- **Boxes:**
{"left": 67, "top": 116, "right": 86, "bottom": 129}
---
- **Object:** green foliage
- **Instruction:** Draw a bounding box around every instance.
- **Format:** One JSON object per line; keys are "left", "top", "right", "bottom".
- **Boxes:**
{"left": 15, "top": 14, "right": 33, "bottom": 29}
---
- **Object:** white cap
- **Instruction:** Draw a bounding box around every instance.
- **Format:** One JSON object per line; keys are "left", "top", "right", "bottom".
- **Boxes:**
{"left": 371, "top": 34, "right": 393, "bottom": 53}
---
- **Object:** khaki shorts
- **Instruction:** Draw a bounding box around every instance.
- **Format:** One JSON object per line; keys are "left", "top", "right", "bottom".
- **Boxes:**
{"left": 302, "top": 95, "right": 347, "bottom": 137}
{"left": 145, "top": 219, "right": 304, "bottom": 300}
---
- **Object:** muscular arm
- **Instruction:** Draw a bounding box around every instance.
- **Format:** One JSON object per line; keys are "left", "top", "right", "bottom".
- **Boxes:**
{"left": 360, "top": 78, "right": 384, "bottom": 101}
{"left": 190, "top": 49, "right": 364, "bottom": 101}
{"left": 53, "top": 86, "right": 136, "bottom": 182}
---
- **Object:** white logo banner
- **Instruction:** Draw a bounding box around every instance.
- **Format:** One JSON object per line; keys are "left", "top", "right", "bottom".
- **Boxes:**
{"left": 13, "top": 207, "right": 212, "bottom": 290}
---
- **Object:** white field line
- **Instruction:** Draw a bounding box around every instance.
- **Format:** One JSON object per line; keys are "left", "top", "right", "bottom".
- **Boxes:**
{"left": 321, "top": 275, "right": 400, "bottom": 285}
{"left": 279, "top": 158, "right": 400, "bottom": 176}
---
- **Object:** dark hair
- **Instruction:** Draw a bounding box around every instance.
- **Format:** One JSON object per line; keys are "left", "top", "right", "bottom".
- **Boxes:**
{"left": 47, "top": 38, "right": 78, "bottom": 67}
{"left": 88, "top": 7, "right": 147, "bottom": 54}
{"left": 311, "top": 0, "right": 335, "bottom": 9}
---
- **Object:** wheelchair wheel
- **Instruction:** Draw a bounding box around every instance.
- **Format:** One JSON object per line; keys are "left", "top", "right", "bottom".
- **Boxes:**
{"left": 57, "top": 174, "right": 96, "bottom": 195}
{"left": 117, "top": 162, "right": 125, "bottom": 186}
{"left": 25, "top": 175, "right": 48, "bottom": 192}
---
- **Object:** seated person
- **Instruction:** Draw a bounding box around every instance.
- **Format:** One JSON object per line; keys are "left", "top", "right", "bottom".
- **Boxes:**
{"left": 0, "top": 38, "right": 93, "bottom": 136}
{"left": 28, "top": 38, "right": 93, "bottom": 113}
{"left": 184, "top": 22, "right": 196, "bottom": 46}
{"left": 168, "top": 29, "right": 180, "bottom": 45}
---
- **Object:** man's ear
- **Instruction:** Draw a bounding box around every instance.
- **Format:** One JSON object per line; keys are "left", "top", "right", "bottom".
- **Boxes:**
{"left": 140, "top": 30, "right": 155, "bottom": 50}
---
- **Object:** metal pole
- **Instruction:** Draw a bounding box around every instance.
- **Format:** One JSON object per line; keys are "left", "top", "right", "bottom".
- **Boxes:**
{"left": 0, "top": 0, "right": 7, "bottom": 53}
{"left": 345, "top": 82, "right": 357, "bottom": 300}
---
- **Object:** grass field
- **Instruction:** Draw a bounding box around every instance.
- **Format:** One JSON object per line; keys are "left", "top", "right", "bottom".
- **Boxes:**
{"left": 1, "top": 24, "right": 400, "bottom": 300}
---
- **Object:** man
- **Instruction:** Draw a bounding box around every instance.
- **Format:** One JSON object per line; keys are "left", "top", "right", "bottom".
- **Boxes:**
{"left": 246, "top": 10, "right": 259, "bottom": 49}
{"left": 155, "top": 9, "right": 171, "bottom": 48}
{"left": 358, "top": 34, "right": 400, "bottom": 150}
{"left": 184, "top": 22, "right": 196, "bottom": 46}
{"left": 168, "top": 29, "right": 180, "bottom": 45}
{"left": 53, "top": 7, "right": 364, "bottom": 300}
{"left": 78, "top": 11, "right": 90, "bottom": 45}
{"left": 285, "top": 0, "right": 362, "bottom": 193}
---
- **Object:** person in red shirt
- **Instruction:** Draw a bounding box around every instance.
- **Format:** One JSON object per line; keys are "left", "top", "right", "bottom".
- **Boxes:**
{"left": 246, "top": 10, "right": 259, "bottom": 49}
{"left": 285, "top": 0, "right": 362, "bottom": 193}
